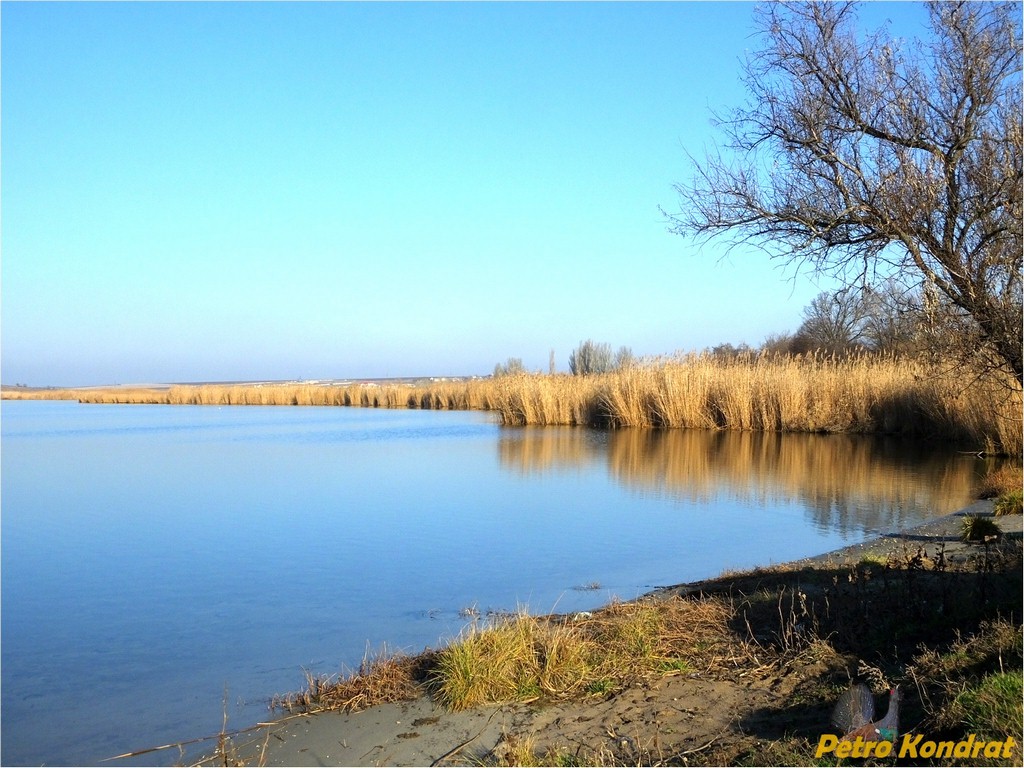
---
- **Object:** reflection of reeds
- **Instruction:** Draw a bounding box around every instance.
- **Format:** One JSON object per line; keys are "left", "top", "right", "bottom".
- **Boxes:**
{"left": 3, "top": 353, "right": 1020, "bottom": 453}
{"left": 497, "top": 426, "right": 605, "bottom": 475}
{"left": 605, "top": 428, "right": 996, "bottom": 535}
{"left": 604, "top": 428, "right": 979, "bottom": 504}
{"left": 501, "top": 426, "right": 1008, "bottom": 536}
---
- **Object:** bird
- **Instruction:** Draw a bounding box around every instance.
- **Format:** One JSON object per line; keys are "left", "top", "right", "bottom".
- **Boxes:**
{"left": 830, "top": 683, "right": 900, "bottom": 743}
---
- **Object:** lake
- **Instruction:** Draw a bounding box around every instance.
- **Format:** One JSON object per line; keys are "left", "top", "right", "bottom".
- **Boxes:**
{"left": 0, "top": 399, "right": 1000, "bottom": 765}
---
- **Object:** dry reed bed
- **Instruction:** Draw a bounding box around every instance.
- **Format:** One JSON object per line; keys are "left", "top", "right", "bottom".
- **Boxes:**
{"left": 493, "top": 354, "right": 1022, "bottom": 454}
{"left": 4, "top": 354, "right": 1020, "bottom": 453}
{"left": 163, "top": 380, "right": 498, "bottom": 410}
{"left": 0, "top": 387, "right": 171, "bottom": 404}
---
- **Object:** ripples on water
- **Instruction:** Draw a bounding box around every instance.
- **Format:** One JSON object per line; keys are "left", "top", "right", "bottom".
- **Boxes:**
{"left": 0, "top": 400, "right": 1004, "bottom": 765}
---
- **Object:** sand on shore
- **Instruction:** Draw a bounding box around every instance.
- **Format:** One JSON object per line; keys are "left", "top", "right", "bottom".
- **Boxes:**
{"left": 220, "top": 500, "right": 1021, "bottom": 767}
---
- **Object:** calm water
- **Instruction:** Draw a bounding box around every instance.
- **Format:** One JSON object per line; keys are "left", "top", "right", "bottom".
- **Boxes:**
{"left": 0, "top": 400, "right": 1000, "bottom": 766}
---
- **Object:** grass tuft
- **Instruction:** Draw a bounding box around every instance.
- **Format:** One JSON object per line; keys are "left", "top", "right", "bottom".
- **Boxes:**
{"left": 961, "top": 515, "right": 1003, "bottom": 542}
{"left": 977, "top": 465, "right": 1023, "bottom": 499}
{"left": 427, "top": 598, "right": 737, "bottom": 712}
{"left": 270, "top": 647, "right": 430, "bottom": 714}
{"left": 994, "top": 490, "right": 1023, "bottom": 517}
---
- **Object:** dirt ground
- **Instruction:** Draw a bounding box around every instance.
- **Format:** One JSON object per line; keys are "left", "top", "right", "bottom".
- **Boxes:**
{"left": 231, "top": 672, "right": 799, "bottom": 766}
{"left": 224, "top": 501, "right": 1022, "bottom": 767}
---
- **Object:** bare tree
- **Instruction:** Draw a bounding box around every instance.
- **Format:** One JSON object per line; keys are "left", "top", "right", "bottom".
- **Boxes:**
{"left": 859, "top": 280, "right": 925, "bottom": 354}
{"left": 614, "top": 345, "right": 636, "bottom": 370}
{"left": 569, "top": 339, "right": 613, "bottom": 376}
{"left": 761, "top": 331, "right": 801, "bottom": 355}
{"left": 667, "top": 2, "right": 1022, "bottom": 383}
{"left": 493, "top": 357, "right": 526, "bottom": 377}
{"left": 798, "top": 289, "right": 869, "bottom": 354}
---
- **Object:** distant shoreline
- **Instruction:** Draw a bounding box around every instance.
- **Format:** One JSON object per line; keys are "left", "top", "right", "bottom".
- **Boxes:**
{"left": 0, "top": 375, "right": 483, "bottom": 392}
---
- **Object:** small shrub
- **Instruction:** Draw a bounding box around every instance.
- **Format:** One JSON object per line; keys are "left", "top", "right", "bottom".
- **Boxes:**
{"left": 961, "top": 515, "right": 1002, "bottom": 542}
{"left": 994, "top": 490, "right": 1023, "bottom": 516}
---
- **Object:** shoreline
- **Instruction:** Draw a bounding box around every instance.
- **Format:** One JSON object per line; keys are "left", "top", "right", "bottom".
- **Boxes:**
{"left": 215, "top": 500, "right": 1022, "bottom": 767}
{"left": 655, "top": 499, "right": 1022, "bottom": 594}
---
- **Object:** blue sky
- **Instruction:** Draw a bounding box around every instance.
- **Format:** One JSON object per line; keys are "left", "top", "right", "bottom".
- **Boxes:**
{"left": 2, "top": 1, "right": 930, "bottom": 385}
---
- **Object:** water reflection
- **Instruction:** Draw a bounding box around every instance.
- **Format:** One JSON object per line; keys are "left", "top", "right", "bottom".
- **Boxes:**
{"left": 500, "top": 427, "right": 1002, "bottom": 537}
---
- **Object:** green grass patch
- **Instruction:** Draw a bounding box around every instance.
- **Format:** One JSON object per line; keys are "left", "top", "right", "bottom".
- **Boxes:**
{"left": 953, "top": 671, "right": 1023, "bottom": 740}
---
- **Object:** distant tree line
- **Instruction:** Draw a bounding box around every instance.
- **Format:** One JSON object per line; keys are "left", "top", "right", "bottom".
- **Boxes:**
{"left": 493, "top": 341, "right": 636, "bottom": 378}
{"left": 704, "top": 278, "right": 1000, "bottom": 369}
{"left": 761, "top": 282, "right": 962, "bottom": 361}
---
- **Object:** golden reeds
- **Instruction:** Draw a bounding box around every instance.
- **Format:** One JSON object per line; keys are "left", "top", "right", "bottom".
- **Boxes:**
{"left": 4, "top": 353, "right": 1020, "bottom": 453}
{"left": 271, "top": 648, "right": 431, "bottom": 715}
{"left": 490, "top": 353, "right": 1022, "bottom": 453}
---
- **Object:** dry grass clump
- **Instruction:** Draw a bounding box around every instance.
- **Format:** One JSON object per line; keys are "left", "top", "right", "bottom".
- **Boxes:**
{"left": 487, "top": 732, "right": 622, "bottom": 767}
{"left": 271, "top": 648, "right": 432, "bottom": 715}
{"left": 994, "top": 491, "right": 1023, "bottom": 516}
{"left": 961, "top": 515, "right": 1004, "bottom": 542}
{"left": 429, "top": 615, "right": 555, "bottom": 711}
{"left": 429, "top": 598, "right": 739, "bottom": 712}
{"left": 977, "top": 465, "right": 1024, "bottom": 499}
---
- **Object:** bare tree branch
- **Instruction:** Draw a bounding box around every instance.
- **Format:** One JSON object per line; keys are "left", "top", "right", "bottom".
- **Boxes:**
{"left": 666, "top": 1, "right": 1022, "bottom": 382}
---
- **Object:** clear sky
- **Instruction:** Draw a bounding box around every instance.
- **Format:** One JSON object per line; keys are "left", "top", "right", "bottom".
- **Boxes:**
{"left": 1, "top": 1, "right": 931, "bottom": 386}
